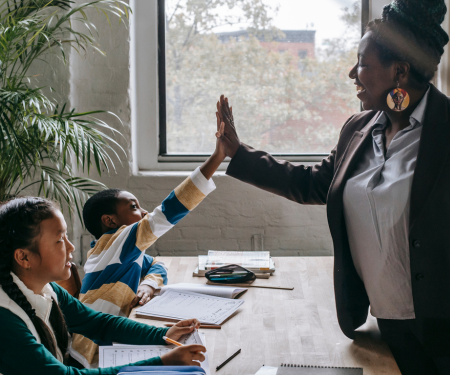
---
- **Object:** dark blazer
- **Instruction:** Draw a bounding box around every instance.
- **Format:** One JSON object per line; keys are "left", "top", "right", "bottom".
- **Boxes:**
{"left": 226, "top": 84, "right": 450, "bottom": 356}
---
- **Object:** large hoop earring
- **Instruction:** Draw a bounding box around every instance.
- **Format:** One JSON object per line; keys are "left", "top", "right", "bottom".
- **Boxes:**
{"left": 387, "top": 81, "right": 410, "bottom": 112}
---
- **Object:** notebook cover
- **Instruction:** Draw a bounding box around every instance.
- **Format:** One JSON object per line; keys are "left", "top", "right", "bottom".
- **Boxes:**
{"left": 276, "top": 365, "right": 363, "bottom": 375}
{"left": 118, "top": 365, "right": 206, "bottom": 374}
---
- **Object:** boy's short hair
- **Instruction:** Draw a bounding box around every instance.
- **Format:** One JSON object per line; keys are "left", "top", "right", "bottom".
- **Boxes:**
{"left": 83, "top": 189, "right": 124, "bottom": 239}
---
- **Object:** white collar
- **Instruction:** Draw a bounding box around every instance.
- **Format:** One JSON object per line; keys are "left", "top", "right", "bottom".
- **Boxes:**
{"left": 410, "top": 86, "right": 430, "bottom": 125}
{"left": 11, "top": 273, "right": 57, "bottom": 323}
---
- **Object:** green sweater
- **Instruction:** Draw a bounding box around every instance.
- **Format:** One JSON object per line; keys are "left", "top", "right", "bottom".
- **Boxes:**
{"left": 0, "top": 283, "right": 170, "bottom": 375}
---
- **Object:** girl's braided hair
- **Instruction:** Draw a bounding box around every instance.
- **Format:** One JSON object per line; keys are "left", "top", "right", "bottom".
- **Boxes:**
{"left": 366, "top": 0, "right": 449, "bottom": 84}
{"left": 0, "top": 197, "right": 68, "bottom": 357}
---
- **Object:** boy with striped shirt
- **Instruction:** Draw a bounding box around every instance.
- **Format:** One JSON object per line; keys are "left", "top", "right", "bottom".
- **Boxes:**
{"left": 70, "top": 131, "right": 225, "bottom": 368}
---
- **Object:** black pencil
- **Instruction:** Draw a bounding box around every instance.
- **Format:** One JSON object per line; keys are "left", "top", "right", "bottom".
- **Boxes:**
{"left": 215, "top": 348, "right": 241, "bottom": 371}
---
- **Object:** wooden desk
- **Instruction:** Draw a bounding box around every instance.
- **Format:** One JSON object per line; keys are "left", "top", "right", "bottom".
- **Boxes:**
{"left": 130, "top": 257, "right": 400, "bottom": 375}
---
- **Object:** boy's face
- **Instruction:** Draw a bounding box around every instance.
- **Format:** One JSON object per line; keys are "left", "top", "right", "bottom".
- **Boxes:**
{"left": 101, "top": 191, "right": 148, "bottom": 231}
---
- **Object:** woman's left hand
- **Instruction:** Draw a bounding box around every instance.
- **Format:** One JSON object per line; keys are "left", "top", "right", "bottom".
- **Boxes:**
{"left": 165, "top": 319, "right": 201, "bottom": 341}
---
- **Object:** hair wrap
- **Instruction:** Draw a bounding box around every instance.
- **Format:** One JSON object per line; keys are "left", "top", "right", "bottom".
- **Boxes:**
{"left": 382, "top": 0, "right": 449, "bottom": 56}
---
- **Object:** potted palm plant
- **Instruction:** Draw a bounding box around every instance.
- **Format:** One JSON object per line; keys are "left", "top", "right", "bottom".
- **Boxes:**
{"left": 0, "top": 0, "right": 130, "bottom": 219}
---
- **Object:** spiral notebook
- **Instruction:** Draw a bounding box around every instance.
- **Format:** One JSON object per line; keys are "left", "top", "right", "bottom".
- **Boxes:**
{"left": 255, "top": 364, "right": 363, "bottom": 375}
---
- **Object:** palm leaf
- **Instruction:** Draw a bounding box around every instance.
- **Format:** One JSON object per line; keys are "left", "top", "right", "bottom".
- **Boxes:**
{"left": 0, "top": 0, "right": 132, "bottom": 223}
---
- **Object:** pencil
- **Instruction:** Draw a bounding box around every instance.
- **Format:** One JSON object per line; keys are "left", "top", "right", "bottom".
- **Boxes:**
{"left": 163, "top": 336, "right": 184, "bottom": 347}
{"left": 216, "top": 348, "right": 241, "bottom": 371}
{"left": 164, "top": 323, "right": 221, "bottom": 329}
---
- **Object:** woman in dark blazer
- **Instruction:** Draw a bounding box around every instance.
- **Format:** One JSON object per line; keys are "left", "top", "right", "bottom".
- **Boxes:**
{"left": 215, "top": 1, "right": 450, "bottom": 374}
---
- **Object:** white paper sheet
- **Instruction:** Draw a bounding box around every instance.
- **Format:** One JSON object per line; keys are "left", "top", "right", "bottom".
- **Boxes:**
{"left": 100, "top": 331, "right": 210, "bottom": 375}
{"left": 136, "top": 290, "right": 244, "bottom": 324}
{"left": 255, "top": 366, "right": 278, "bottom": 375}
{"left": 160, "top": 283, "right": 247, "bottom": 299}
{"left": 206, "top": 250, "right": 270, "bottom": 269}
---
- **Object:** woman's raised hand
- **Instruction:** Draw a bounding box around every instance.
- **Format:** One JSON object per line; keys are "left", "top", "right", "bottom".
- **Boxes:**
{"left": 215, "top": 94, "right": 240, "bottom": 158}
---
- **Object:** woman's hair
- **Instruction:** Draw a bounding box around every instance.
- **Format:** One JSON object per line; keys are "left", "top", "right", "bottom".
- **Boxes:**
{"left": 0, "top": 197, "right": 69, "bottom": 357}
{"left": 365, "top": 0, "right": 449, "bottom": 84}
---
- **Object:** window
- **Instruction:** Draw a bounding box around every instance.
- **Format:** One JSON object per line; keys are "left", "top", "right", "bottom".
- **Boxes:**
{"left": 157, "top": 0, "right": 369, "bottom": 160}
{"left": 298, "top": 50, "right": 308, "bottom": 59}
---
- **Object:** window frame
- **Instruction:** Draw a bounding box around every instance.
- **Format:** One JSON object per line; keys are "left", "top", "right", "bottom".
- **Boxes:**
{"left": 157, "top": 0, "right": 370, "bottom": 163}
{"left": 130, "top": 0, "right": 370, "bottom": 172}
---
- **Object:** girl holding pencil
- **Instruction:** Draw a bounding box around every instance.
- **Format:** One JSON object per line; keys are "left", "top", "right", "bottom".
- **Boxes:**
{"left": 0, "top": 197, "right": 206, "bottom": 375}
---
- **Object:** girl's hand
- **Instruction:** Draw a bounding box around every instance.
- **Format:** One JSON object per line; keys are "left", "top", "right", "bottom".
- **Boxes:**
{"left": 129, "top": 285, "right": 155, "bottom": 308}
{"left": 216, "top": 94, "right": 240, "bottom": 158}
{"left": 160, "top": 344, "right": 206, "bottom": 365}
{"left": 165, "top": 319, "right": 201, "bottom": 341}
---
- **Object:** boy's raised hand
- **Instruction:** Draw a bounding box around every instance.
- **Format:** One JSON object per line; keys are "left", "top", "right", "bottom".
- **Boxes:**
{"left": 130, "top": 285, "right": 155, "bottom": 308}
{"left": 160, "top": 345, "right": 206, "bottom": 366}
{"left": 165, "top": 318, "right": 201, "bottom": 341}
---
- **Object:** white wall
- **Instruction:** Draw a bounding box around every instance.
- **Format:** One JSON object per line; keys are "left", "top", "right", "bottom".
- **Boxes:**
{"left": 54, "top": 0, "right": 387, "bottom": 263}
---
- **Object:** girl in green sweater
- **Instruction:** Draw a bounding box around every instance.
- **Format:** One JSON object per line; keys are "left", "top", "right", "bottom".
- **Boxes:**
{"left": 0, "top": 197, "right": 206, "bottom": 375}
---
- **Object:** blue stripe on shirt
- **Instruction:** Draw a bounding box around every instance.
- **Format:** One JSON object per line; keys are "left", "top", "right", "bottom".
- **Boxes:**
{"left": 161, "top": 191, "right": 190, "bottom": 225}
{"left": 81, "top": 261, "right": 142, "bottom": 294}
{"left": 119, "top": 223, "right": 142, "bottom": 264}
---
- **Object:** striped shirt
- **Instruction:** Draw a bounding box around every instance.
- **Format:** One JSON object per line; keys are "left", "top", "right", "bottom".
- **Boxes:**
{"left": 70, "top": 167, "right": 216, "bottom": 368}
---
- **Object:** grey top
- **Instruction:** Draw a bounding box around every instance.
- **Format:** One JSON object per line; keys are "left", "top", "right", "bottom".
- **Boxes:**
{"left": 343, "top": 87, "right": 430, "bottom": 320}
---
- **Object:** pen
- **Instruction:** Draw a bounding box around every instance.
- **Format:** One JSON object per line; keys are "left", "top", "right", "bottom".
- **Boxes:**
{"left": 163, "top": 336, "right": 184, "bottom": 347}
{"left": 215, "top": 348, "right": 241, "bottom": 371}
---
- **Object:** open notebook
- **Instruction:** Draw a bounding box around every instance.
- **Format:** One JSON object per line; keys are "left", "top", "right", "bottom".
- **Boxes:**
{"left": 100, "top": 331, "right": 210, "bottom": 375}
{"left": 136, "top": 289, "right": 245, "bottom": 324}
{"left": 158, "top": 283, "right": 247, "bottom": 299}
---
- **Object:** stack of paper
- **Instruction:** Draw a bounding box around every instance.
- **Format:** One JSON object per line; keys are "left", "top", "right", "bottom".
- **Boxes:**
{"left": 206, "top": 250, "right": 270, "bottom": 270}
{"left": 136, "top": 290, "right": 244, "bottom": 325}
{"left": 193, "top": 252, "right": 276, "bottom": 277}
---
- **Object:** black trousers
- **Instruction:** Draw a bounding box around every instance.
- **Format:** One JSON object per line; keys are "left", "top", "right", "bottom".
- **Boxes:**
{"left": 377, "top": 318, "right": 450, "bottom": 375}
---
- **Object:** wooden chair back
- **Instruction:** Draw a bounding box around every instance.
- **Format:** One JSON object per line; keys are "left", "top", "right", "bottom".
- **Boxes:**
{"left": 56, "top": 262, "right": 82, "bottom": 299}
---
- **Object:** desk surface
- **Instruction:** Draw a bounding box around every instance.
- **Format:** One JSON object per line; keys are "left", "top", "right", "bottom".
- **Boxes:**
{"left": 130, "top": 256, "right": 400, "bottom": 375}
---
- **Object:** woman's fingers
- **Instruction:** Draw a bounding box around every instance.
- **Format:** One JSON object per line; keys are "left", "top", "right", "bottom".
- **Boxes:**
{"left": 217, "top": 100, "right": 225, "bottom": 121}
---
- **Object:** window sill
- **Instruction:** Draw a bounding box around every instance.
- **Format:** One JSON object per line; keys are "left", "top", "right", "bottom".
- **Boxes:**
{"left": 135, "top": 170, "right": 228, "bottom": 177}
{"left": 134, "top": 154, "right": 323, "bottom": 175}
{"left": 157, "top": 154, "right": 327, "bottom": 163}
